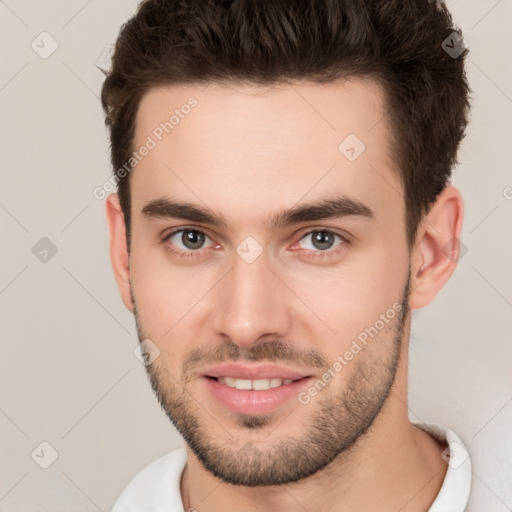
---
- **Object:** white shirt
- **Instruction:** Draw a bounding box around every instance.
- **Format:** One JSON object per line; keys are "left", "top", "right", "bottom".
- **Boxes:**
{"left": 111, "top": 422, "right": 472, "bottom": 512}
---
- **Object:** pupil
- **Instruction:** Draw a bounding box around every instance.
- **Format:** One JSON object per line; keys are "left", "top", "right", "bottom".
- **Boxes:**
{"left": 313, "top": 231, "right": 333, "bottom": 250}
{"left": 184, "top": 230, "right": 204, "bottom": 249}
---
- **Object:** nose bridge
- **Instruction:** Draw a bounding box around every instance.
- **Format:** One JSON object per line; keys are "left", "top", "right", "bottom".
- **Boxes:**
{"left": 213, "top": 244, "right": 291, "bottom": 346}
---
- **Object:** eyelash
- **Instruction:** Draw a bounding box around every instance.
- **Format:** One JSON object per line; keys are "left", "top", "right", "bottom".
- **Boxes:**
{"left": 161, "top": 227, "right": 349, "bottom": 260}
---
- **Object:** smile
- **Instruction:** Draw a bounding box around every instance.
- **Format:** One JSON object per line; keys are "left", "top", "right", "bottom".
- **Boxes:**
{"left": 215, "top": 377, "right": 297, "bottom": 390}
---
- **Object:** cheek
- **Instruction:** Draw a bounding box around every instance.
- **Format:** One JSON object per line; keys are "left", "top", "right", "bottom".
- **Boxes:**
{"left": 129, "top": 247, "right": 215, "bottom": 339}
{"left": 285, "top": 249, "right": 406, "bottom": 349}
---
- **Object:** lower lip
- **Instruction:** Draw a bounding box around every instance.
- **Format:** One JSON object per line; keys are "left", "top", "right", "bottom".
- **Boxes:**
{"left": 202, "top": 376, "right": 313, "bottom": 415}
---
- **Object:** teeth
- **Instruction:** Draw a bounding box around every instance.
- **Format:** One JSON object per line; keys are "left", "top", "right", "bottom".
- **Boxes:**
{"left": 217, "top": 377, "right": 296, "bottom": 390}
{"left": 235, "top": 379, "right": 252, "bottom": 390}
{"left": 224, "top": 377, "right": 237, "bottom": 388}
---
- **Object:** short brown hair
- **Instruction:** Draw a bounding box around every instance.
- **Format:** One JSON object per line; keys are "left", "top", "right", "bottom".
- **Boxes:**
{"left": 100, "top": 0, "right": 470, "bottom": 250}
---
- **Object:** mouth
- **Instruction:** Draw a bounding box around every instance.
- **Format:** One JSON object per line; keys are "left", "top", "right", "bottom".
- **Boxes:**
{"left": 202, "top": 374, "right": 314, "bottom": 416}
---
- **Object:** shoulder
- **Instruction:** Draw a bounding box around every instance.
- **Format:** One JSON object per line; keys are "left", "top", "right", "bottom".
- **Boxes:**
{"left": 110, "top": 446, "right": 188, "bottom": 512}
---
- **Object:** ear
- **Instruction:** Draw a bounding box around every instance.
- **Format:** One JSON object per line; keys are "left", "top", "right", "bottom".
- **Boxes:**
{"left": 409, "top": 185, "right": 464, "bottom": 310}
{"left": 105, "top": 193, "right": 134, "bottom": 312}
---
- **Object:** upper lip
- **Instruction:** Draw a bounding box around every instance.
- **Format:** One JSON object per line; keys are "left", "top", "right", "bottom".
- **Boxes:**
{"left": 203, "top": 362, "right": 312, "bottom": 380}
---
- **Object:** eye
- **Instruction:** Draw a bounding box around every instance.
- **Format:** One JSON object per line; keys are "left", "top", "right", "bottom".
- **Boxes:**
{"left": 163, "top": 228, "right": 215, "bottom": 257}
{"left": 295, "top": 229, "right": 347, "bottom": 259}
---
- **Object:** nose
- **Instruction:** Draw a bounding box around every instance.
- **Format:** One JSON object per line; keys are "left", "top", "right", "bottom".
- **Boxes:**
{"left": 212, "top": 247, "right": 293, "bottom": 349}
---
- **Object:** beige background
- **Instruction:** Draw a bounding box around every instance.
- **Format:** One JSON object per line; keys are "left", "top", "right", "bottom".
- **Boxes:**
{"left": 1, "top": 0, "right": 511, "bottom": 510}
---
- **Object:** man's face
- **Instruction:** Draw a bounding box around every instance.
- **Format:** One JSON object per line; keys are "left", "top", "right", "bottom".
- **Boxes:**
{"left": 127, "top": 79, "right": 412, "bottom": 485}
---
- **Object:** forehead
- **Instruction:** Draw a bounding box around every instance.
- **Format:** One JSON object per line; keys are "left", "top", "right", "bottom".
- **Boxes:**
{"left": 130, "top": 79, "right": 402, "bottom": 231}
{"left": 135, "top": 78, "right": 389, "bottom": 148}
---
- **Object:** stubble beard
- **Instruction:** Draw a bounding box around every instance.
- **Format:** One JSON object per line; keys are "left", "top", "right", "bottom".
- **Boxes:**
{"left": 132, "top": 269, "right": 411, "bottom": 486}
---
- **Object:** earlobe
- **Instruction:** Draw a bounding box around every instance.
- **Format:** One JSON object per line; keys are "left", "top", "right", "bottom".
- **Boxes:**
{"left": 409, "top": 185, "right": 464, "bottom": 310}
{"left": 105, "top": 193, "right": 134, "bottom": 312}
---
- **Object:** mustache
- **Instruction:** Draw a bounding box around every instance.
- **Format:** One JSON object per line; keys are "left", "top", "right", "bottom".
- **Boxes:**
{"left": 183, "top": 340, "right": 330, "bottom": 378}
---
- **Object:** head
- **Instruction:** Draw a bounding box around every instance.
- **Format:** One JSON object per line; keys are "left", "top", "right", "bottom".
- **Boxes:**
{"left": 102, "top": 0, "right": 469, "bottom": 486}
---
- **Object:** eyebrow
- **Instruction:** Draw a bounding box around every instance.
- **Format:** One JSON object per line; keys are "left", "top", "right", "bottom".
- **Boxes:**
{"left": 141, "top": 194, "right": 375, "bottom": 231}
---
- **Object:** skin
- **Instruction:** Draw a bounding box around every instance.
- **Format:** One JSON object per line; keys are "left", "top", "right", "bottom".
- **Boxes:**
{"left": 106, "top": 79, "right": 464, "bottom": 511}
